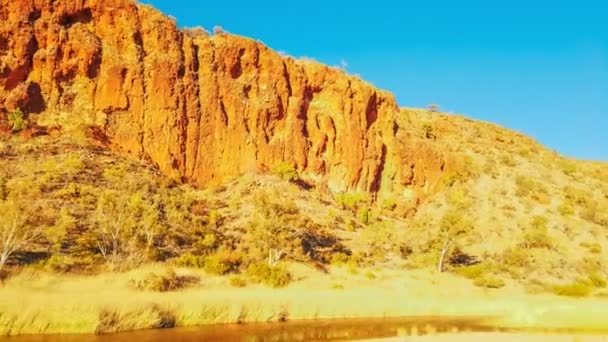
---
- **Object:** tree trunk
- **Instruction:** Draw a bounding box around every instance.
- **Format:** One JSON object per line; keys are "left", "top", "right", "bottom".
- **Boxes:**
{"left": 438, "top": 239, "right": 453, "bottom": 273}
{"left": 0, "top": 252, "right": 9, "bottom": 277}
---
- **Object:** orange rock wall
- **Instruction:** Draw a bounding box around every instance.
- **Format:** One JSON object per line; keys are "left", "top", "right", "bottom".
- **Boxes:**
{"left": 0, "top": 0, "right": 451, "bottom": 201}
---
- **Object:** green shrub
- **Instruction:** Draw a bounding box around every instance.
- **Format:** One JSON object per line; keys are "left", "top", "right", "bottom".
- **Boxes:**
{"left": 43, "top": 255, "right": 73, "bottom": 273}
{"left": 246, "top": 262, "right": 291, "bottom": 288}
{"left": 7, "top": 109, "right": 28, "bottom": 132}
{"left": 336, "top": 192, "right": 369, "bottom": 210}
{"left": 440, "top": 210, "right": 473, "bottom": 237}
{"left": 330, "top": 252, "right": 353, "bottom": 266}
{"left": 381, "top": 197, "right": 398, "bottom": 210}
{"left": 473, "top": 275, "right": 506, "bottom": 288}
{"left": 454, "top": 262, "right": 492, "bottom": 279}
{"left": 173, "top": 253, "right": 206, "bottom": 268}
{"left": 552, "top": 280, "right": 593, "bottom": 297}
{"left": 356, "top": 207, "right": 371, "bottom": 224}
{"left": 229, "top": 276, "right": 247, "bottom": 288}
{"left": 130, "top": 268, "right": 199, "bottom": 292}
{"left": 364, "top": 271, "right": 376, "bottom": 280}
{"left": 272, "top": 162, "right": 298, "bottom": 181}
{"left": 203, "top": 251, "right": 241, "bottom": 276}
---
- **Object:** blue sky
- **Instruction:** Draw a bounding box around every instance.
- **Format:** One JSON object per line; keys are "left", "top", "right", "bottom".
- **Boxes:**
{"left": 144, "top": 0, "right": 607, "bottom": 161}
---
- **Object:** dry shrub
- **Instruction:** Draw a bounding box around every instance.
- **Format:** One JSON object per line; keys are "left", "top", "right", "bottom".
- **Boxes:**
{"left": 129, "top": 268, "right": 199, "bottom": 292}
{"left": 551, "top": 280, "right": 593, "bottom": 297}
{"left": 203, "top": 251, "right": 241, "bottom": 276}
{"left": 246, "top": 262, "right": 291, "bottom": 288}
{"left": 229, "top": 276, "right": 247, "bottom": 288}
{"left": 96, "top": 304, "right": 176, "bottom": 334}
{"left": 473, "top": 275, "right": 505, "bottom": 288}
{"left": 453, "top": 262, "right": 491, "bottom": 280}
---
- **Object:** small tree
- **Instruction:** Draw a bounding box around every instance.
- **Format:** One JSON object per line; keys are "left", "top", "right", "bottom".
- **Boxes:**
{"left": 93, "top": 191, "right": 140, "bottom": 270}
{"left": 272, "top": 161, "right": 299, "bottom": 182}
{"left": 247, "top": 191, "right": 331, "bottom": 266}
{"left": 0, "top": 198, "right": 44, "bottom": 274}
{"left": 427, "top": 104, "right": 440, "bottom": 113}
{"left": 437, "top": 210, "right": 473, "bottom": 272}
{"left": 130, "top": 193, "right": 163, "bottom": 258}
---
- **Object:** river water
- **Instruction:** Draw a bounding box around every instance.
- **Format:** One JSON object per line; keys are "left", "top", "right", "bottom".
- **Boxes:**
{"left": 0, "top": 316, "right": 501, "bottom": 341}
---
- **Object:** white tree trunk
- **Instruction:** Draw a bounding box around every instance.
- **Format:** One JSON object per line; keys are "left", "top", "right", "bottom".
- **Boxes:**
{"left": 438, "top": 239, "right": 453, "bottom": 273}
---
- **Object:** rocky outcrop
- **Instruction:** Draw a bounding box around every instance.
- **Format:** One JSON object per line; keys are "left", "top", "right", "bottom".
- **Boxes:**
{"left": 0, "top": 0, "right": 455, "bottom": 203}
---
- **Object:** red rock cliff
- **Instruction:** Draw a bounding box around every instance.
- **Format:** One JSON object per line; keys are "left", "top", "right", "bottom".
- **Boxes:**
{"left": 0, "top": 0, "right": 452, "bottom": 202}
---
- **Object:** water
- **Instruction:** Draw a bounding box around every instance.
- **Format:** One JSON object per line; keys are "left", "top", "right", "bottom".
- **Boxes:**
{"left": 0, "top": 316, "right": 501, "bottom": 341}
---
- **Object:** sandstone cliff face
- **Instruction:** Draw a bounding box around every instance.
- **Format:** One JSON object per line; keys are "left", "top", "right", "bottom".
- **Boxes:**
{"left": 0, "top": 0, "right": 454, "bottom": 203}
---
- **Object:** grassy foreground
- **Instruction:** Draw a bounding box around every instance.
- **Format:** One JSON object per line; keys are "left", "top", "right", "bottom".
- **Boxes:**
{"left": 2, "top": 264, "right": 608, "bottom": 336}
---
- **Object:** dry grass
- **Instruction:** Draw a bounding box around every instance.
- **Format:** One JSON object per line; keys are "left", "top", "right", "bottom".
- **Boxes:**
{"left": 1, "top": 110, "right": 608, "bottom": 336}
{"left": 2, "top": 265, "right": 608, "bottom": 335}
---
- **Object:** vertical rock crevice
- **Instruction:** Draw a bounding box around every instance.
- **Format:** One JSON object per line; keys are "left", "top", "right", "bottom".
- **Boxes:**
{"left": 0, "top": 0, "right": 450, "bottom": 200}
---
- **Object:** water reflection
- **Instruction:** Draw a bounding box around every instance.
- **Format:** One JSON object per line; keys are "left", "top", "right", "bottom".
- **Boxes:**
{"left": 1, "top": 316, "right": 500, "bottom": 342}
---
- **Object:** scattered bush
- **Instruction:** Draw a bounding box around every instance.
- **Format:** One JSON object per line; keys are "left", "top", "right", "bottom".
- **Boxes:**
{"left": 229, "top": 276, "right": 247, "bottom": 288}
{"left": 473, "top": 275, "right": 505, "bottom": 288}
{"left": 336, "top": 192, "right": 369, "bottom": 210}
{"left": 272, "top": 162, "right": 299, "bottom": 181}
{"left": 559, "top": 160, "right": 578, "bottom": 176}
{"left": 173, "top": 253, "right": 206, "bottom": 268}
{"left": 330, "top": 252, "right": 353, "bottom": 266}
{"left": 246, "top": 191, "right": 341, "bottom": 265}
{"left": 203, "top": 251, "right": 241, "bottom": 276}
{"left": 563, "top": 186, "right": 592, "bottom": 206}
{"left": 500, "top": 154, "right": 517, "bottom": 167}
{"left": 246, "top": 262, "right": 291, "bottom": 288}
{"left": 356, "top": 207, "right": 371, "bottom": 224}
{"left": 515, "top": 175, "right": 548, "bottom": 203}
{"left": 440, "top": 210, "right": 473, "bottom": 238}
{"left": 43, "top": 255, "right": 73, "bottom": 273}
{"left": 360, "top": 221, "right": 407, "bottom": 261}
{"left": 422, "top": 122, "right": 435, "bottom": 139}
{"left": 7, "top": 109, "right": 28, "bottom": 132}
{"left": 427, "top": 104, "right": 440, "bottom": 112}
{"left": 380, "top": 197, "right": 398, "bottom": 210}
{"left": 551, "top": 280, "right": 593, "bottom": 297}
{"left": 453, "top": 262, "right": 491, "bottom": 280}
{"left": 587, "top": 273, "right": 607, "bottom": 288}
{"left": 364, "top": 271, "right": 377, "bottom": 280}
{"left": 580, "top": 242, "right": 602, "bottom": 254}
{"left": 522, "top": 216, "right": 553, "bottom": 249}
{"left": 500, "top": 247, "right": 529, "bottom": 270}
{"left": 129, "top": 268, "right": 199, "bottom": 292}
{"left": 96, "top": 304, "right": 176, "bottom": 334}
